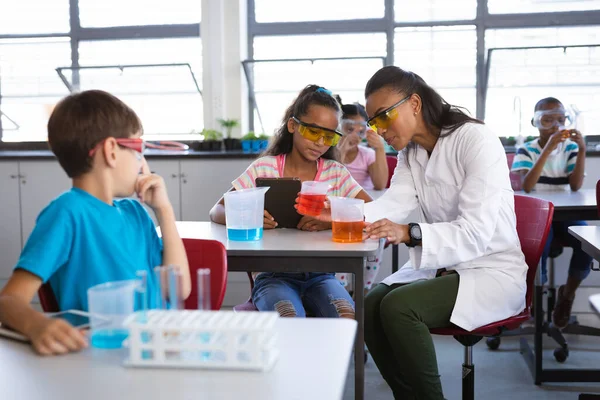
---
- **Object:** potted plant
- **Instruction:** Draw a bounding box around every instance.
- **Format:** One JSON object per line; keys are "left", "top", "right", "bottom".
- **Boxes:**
{"left": 525, "top": 135, "right": 536, "bottom": 143}
{"left": 200, "top": 129, "right": 223, "bottom": 151}
{"left": 218, "top": 118, "right": 242, "bottom": 151}
{"left": 257, "top": 133, "right": 270, "bottom": 151}
{"left": 241, "top": 131, "right": 258, "bottom": 153}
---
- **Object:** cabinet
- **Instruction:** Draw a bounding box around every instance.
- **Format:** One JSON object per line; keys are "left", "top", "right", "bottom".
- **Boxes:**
{"left": 180, "top": 159, "right": 249, "bottom": 221}
{"left": 0, "top": 161, "right": 22, "bottom": 279}
{"left": 19, "top": 161, "right": 71, "bottom": 244}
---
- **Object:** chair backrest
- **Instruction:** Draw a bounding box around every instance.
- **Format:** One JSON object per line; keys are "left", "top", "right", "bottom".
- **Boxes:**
{"left": 38, "top": 282, "right": 60, "bottom": 312}
{"left": 596, "top": 179, "right": 600, "bottom": 217}
{"left": 183, "top": 238, "right": 228, "bottom": 310}
{"left": 385, "top": 155, "right": 397, "bottom": 188}
{"left": 514, "top": 194, "right": 554, "bottom": 309}
{"left": 506, "top": 153, "right": 523, "bottom": 191}
{"left": 38, "top": 239, "right": 228, "bottom": 312}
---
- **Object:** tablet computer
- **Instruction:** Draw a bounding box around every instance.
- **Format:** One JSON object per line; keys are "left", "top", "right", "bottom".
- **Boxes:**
{"left": 256, "top": 177, "right": 302, "bottom": 229}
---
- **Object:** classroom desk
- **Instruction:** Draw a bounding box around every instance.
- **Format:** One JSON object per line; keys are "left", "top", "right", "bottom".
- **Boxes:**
{"left": 0, "top": 318, "right": 356, "bottom": 400}
{"left": 517, "top": 192, "right": 600, "bottom": 386}
{"left": 520, "top": 189, "right": 599, "bottom": 222}
{"left": 570, "top": 226, "right": 600, "bottom": 399}
{"left": 174, "top": 221, "right": 379, "bottom": 400}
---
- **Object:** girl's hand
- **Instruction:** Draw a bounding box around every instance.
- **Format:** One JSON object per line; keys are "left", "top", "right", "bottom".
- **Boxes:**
{"left": 263, "top": 210, "right": 278, "bottom": 229}
{"left": 297, "top": 216, "right": 331, "bottom": 231}
{"left": 364, "top": 219, "right": 409, "bottom": 245}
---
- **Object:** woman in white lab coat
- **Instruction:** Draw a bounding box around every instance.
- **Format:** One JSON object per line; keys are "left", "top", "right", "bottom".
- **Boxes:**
{"left": 361, "top": 66, "right": 527, "bottom": 400}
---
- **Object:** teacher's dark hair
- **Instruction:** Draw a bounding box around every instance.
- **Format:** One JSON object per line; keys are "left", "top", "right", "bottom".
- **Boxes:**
{"left": 365, "top": 66, "right": 482, "bottom": 137}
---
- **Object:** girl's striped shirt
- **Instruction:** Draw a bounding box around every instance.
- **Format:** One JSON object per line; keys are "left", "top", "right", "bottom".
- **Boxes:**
{"left": 232, "top": 154, "right": 363, "bottom": 198}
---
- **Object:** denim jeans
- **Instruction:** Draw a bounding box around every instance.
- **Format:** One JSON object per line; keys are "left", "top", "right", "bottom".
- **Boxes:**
{"left": 541, "top": 220, "right": 593, "bottom": 284}
{"left": 252, "top": 272, "right": 355, "bottom": 318}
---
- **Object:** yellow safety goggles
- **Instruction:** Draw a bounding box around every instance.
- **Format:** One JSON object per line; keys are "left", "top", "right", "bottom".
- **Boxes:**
{"left": 292, "top": 117, "right": 342, "bottom": 147}
{"left": 366, "top": 95, "right": 410, "bottom": 133}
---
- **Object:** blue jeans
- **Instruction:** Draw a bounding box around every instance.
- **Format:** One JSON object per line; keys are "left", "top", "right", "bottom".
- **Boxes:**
{"left": 541, "top": 220, "right": 593, "bottom": 284}
{"left": 252, "top": 272, "right": 355, "bottom": 318}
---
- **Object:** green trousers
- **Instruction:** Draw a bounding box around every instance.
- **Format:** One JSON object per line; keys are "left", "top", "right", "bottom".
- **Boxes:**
{"left": 364, "top": 274, "right": 459, "bottom": 400}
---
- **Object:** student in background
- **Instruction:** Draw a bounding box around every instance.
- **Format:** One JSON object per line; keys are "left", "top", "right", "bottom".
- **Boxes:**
{"left": 210, "top": 85, "right": 371, "bottom": 318}
{"left": 0, "top": 90, "right": 189, "bottom": 355}
{"left": 511, "top": 97, "right": 591, "bottom": 328}
{"left": 336, "top": 99, "right": 389, "bottom": 191}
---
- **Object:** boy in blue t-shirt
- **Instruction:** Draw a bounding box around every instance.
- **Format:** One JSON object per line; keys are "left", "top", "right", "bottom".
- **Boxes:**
{"left": 511, "top": 97, "right": 591, "bottom": 329}
{"left": 0, "top": 90, "right": 190, "bottom": 355}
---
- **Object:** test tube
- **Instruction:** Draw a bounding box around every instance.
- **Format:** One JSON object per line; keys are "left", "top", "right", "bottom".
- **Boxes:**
{"left": 154, "top": 266, "right": 167, "bottom": 310}
{"left": 135, "top": 270, "right": 148, "bottom": 319}
{"left": 168, "top": 265, "right": 184, "bottom": 310}
{"left": 197, "top": 268, "right": 211, "bottom": 311}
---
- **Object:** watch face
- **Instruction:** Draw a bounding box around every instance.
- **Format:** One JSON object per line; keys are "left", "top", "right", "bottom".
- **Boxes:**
{"left": 410, "top": 224, "right": 422, "bottom": 240}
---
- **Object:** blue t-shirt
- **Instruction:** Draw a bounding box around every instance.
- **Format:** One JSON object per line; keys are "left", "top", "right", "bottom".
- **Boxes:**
{"left": 16, "top": 188, "right": 162, "bottom": 311}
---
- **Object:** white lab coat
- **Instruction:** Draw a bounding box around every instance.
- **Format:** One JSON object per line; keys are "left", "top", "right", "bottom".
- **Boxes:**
{"left": 365, "top": 122, "right": 527, "bottom": 331}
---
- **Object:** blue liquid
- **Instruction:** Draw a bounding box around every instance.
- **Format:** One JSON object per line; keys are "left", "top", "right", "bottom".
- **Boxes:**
{"left": 91, "top": 329, "right": 129, "bottom": 349}
{"left": 227, "top": 227, "right": 263, "bottom": 241}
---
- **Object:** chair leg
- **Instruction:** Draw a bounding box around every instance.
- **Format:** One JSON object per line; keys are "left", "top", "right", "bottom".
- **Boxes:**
{"left": 462, "top": 345, "right": 475, "bottom": 400}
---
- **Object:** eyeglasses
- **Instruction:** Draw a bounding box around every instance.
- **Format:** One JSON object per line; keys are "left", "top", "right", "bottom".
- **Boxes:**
{"left": 366, "top": 95, "right": 411, "bottom": 133}
{"left": 341, "top": 119, "right": 368, "bottom": 138}
{"left": 89, "top": 138, "right": 145, "bottom": 159}
{"left": 292, "top": 117, "right": 342, "bottom": 147}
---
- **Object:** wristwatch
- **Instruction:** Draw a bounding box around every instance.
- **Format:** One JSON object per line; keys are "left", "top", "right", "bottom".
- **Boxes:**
{"left": 406, "top": 223, "right": 422, "bottom": 247}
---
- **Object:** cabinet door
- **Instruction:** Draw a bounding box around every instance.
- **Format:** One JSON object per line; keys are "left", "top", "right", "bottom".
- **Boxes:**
{"left": 0, "top": 162, "right": 22, "bottom": 279}
{"left": 19, "top": 161, "right": 71, "bottom": 245}
{"left": 145, "top": 159, "right": 181, "bottom": 222}
{"left": 179, "top": 159, "right": 250, "bottom": 221}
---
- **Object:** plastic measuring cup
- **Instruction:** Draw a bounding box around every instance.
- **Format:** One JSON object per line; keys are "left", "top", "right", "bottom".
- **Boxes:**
{"left": 329, "top": 196, "right": 365, "bottom": 243}
{"left": 297, "top": 181, "right": 331, "bottom": 216}
{"left": 87, "top": 280, "right": 139, "bottom": 349}
{"left": 224, "top": 187, "right": 269, "bottom": 241}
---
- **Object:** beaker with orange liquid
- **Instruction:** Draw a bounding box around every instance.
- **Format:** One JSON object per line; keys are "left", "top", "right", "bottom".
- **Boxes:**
{"left": 329, "top": 197, "right": 365, "bottom": 243}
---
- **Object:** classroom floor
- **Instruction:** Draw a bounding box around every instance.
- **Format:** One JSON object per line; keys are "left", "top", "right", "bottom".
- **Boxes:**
{"left": 344, "top": 316, "right": 600, "bottom": 400}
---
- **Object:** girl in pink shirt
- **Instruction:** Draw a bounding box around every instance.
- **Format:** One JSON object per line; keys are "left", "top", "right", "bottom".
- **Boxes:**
{"left": 336, "top": 100, "right": 389, "bottom": 191}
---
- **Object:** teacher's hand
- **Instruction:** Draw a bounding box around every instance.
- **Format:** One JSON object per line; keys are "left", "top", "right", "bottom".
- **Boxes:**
{"left": 364, "top": 219, "right": 409, "bottom": 245}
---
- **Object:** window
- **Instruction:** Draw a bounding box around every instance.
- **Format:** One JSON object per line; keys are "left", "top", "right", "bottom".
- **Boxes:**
{"left": 488, "top": 0, "right": 600, "bottom": 14}
{"left": 79, "top": 0, "right": 201, "bottom": 27}
{"left": 485, "top": 27, "right": 600, "bottom": 137}
{"left": 394, "top": 0, "right": 476, "bottom": 22}
{"left": 77, "top": 38, "right": 203, "bottom": 137}
{"left": 254, "top": 0, "right": 384, "bottom": 23}
{"left": 394, "top": 26, "right": 477, "bottom": 115}
{"left": 0, "top": 38, "right": 71, "bottom": 142}
{"left": 0, "top": 0, "right": 69, "bottom": 34}
{"left": 251, "top": 33, "right": 386, "bottom": 135}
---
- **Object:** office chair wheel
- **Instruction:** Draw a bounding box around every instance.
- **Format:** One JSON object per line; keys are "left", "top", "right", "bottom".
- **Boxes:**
{"left": 553, "top": 346, "right": 569, "bottom": 363}
{"left": 486, "top": 337, "right": 501, "bottom": 350}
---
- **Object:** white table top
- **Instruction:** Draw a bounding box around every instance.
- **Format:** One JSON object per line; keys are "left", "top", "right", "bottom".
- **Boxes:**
{"left": 568, "top": 225, "right": 600, "bottom": 262}
{"left": 518, "top": 188, "right": 597, "bottom": 209}
{"left": 175, "top": 221, "right": 379, "bottom": 257}
{"left": 0, "top": 318, "right": 356, "bottom": 400}
{"left": 591, "top": 294, "right": 600, "bottom": 318}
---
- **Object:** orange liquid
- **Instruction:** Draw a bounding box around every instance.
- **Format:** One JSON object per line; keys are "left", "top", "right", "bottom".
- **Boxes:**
{"left": 297, "top": 194, "right": 326, "bottom": 216}
{"left": 332, "top": 221, "right": 365, "bottom": 243}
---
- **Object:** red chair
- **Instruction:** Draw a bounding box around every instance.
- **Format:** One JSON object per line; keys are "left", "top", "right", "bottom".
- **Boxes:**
{"left": 38, "top": 238, "right": 228, "bottom": 312}
{"left": 506, "top": 153, "right": 523, "bottom": 191}
{"left": 385, "top": 155, "right": 397, "bottom": 189}
{"left": 182, "top": 238, "right": 227, "bottom": 310}
{"left": 430, "top": 195, "right": 553, "bottom": 400}
{"left": 38, "top": 282, "right": 60, "bottom": 313}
